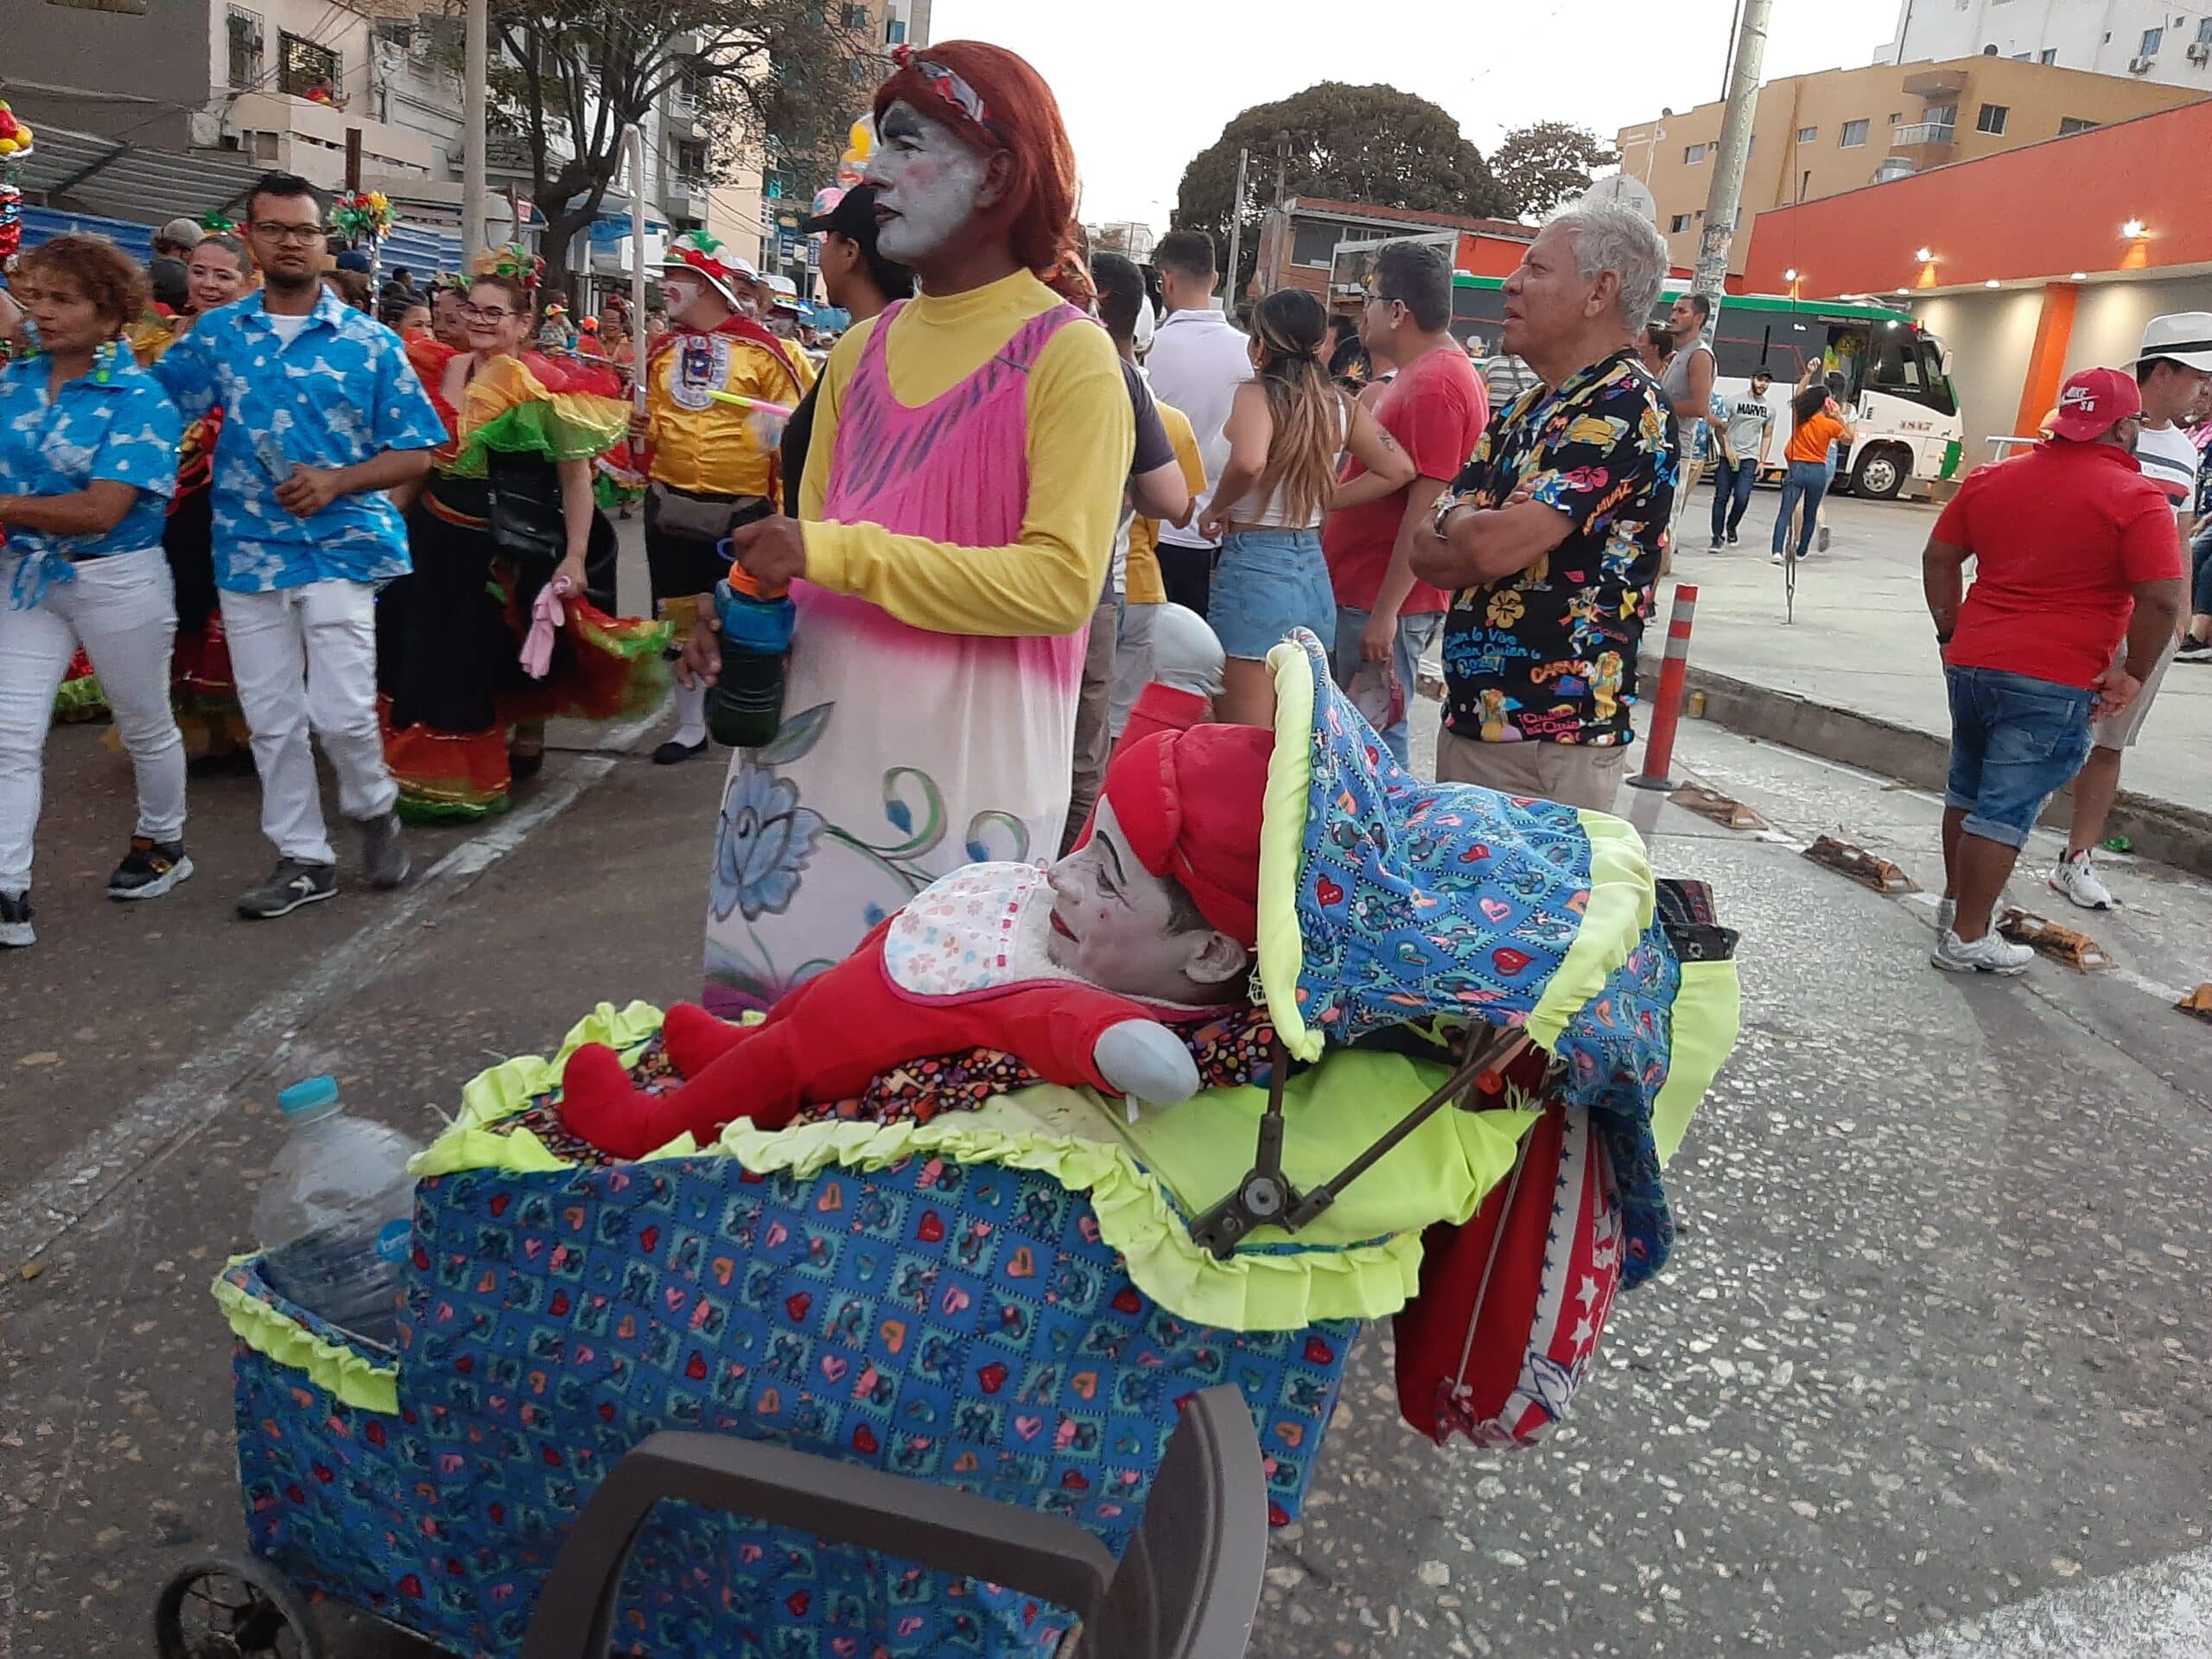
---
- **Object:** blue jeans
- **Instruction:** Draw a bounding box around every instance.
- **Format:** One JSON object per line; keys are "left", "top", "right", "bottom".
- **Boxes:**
{"left": 1332, "top": 605, "right": 1444, "bottom": 770}
{"left": 2191, "top": 524, "right": 2212, "bottom": 617}
{"left": 1709, "top": 458, "right": 1758, "bottom": 541}
{"left": 1943, "top": 665, "right": 2094, "bottom": 849}
{"left": 1771, "top": 460, "right": 1832, "bottom": 558}
{"left": 1209, "top": 527, "right": 1336, "bottom": 660}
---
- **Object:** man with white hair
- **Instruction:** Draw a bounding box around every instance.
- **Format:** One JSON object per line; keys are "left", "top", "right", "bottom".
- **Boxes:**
{"left": 1410, "top": 201, "right": 1676, "bottom": 810}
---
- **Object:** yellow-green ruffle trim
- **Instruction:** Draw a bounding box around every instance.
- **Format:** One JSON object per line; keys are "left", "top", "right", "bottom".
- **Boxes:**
{"left": 210, "top": 1258, "right": 400, "bottom": 1414}
{"left": 412, "top": 1001, "right": 1536, "bottom": 1332}
{"left": 1653, "top": 957, "right": 1740, "bottom": 1166}
{"left": 1257, "top": 638, "right": 1323, "bottom": 1061}
{"left": 1525, "top": 808, "right": 1656, "bottom": 1053}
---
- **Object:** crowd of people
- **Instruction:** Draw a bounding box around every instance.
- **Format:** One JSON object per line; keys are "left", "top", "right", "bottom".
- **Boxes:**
{"left": 51, "top": 35, "right": 2181, "bottom": 995}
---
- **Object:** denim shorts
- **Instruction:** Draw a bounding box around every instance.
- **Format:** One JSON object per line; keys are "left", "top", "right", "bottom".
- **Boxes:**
{"left": 1943, "top": 665, "right": 2094, "bottom": 848}
{"left": 1209, "top": 526, "right": 1336, "bottom": 661}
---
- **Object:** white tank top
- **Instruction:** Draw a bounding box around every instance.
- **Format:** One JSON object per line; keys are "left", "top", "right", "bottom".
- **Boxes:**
{"left": 1230, "top": 393, "right": 1350, "bottom": 530}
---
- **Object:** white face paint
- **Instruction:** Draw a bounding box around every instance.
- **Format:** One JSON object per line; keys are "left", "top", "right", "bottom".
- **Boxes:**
{"left": 866, "top": 99, "right": 988, "bottom": 265}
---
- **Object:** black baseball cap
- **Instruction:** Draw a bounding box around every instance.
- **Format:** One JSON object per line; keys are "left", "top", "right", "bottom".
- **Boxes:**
{"left": 804, "top": 186, "right": 880, "bottom": 239}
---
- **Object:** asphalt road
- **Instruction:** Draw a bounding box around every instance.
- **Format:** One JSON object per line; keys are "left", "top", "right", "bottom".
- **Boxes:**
{"left": 3, "top": 581, "right": 2210, "bottom": 1656}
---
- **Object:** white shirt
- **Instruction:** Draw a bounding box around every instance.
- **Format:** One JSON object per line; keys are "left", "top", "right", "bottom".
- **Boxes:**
{"left": 1143, "top": 306, "right": 1251, "bottom": 549}
{"left": 2134, "top": 419, "right": 2198, "bottom": 518}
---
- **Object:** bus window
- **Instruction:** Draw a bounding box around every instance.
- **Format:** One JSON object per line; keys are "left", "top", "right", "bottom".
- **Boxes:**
{"left": 1821, "top": 326, "right": 1870, "bottom": 401}
{"left": 1865, "top": 325, "right": 1957, "bottom": 416}
{"left": 1713, "top": 325, "right": 1785, "bottom": 381}
{"left": 1452, "top": 283, "right": 1508, "bottom": 332}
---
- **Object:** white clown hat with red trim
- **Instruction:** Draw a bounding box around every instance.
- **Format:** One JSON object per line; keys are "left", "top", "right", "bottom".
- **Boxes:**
{"left": 661, "top": 231, "right": 759, "bottom": 309}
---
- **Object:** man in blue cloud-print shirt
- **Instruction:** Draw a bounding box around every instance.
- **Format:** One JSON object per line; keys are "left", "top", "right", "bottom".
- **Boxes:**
{"left": 154, "top": 170, "right": 446, "bottom": 921}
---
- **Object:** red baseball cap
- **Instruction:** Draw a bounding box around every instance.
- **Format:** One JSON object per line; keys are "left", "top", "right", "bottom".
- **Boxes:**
{"left": 2049, "top": 366, "right": 2142, "bottom": 442}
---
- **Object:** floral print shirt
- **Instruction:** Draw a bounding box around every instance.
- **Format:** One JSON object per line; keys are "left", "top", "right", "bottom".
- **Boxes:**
{"left": 151, "top": 288, "right": 446, "bottom": 593}
{"left": 0, "top": 351, "right": 181, "bottom": 563}
{"left": 1437, "top": 346, "right": 1675, "bottom": 748}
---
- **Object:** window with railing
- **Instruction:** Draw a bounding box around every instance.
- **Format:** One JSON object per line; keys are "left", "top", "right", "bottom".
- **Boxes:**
{"left": 673, "top": 140, "right": 708, "bottom": 194}
{"left": 227, "top": 7, "right": 264, "bottom": 89}
{"left": 279, "top": 31, "right": 340, "bottom": 99}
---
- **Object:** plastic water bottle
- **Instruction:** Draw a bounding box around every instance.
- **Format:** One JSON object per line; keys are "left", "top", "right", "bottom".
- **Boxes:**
{"left": 251, "top": 1077, "right": 423, "bottom": 1348}
{"left": 704, "top": 559, "right": 796, "bottom": 748}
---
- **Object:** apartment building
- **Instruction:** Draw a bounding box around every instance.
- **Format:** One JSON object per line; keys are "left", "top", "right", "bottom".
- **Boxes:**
{"left": 1888, "top": 0, "right": 2212, "bottom": 89}
{"left": 1616, "top": 54, "right": 2201, "bottom": 274}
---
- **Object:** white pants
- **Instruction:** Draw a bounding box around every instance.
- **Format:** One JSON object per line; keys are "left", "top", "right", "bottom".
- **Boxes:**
{"left": 220, "top": 578, "right": 397, "bottom": 866}
{"left": 0, "top": 548, "right": 187, "bottom": 893}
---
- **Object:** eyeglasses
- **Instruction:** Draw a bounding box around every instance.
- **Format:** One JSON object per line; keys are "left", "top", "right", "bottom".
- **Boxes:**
{"left": 460, "top": 302, "right": 517, "bottom": 321}
{"left": 251, "top": 222, "right": 327, "bottom": 245}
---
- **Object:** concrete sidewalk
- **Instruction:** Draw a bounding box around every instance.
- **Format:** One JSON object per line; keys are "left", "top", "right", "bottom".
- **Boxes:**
{"left": 1654, "top": 488, "right": 2212, "bottom": 874}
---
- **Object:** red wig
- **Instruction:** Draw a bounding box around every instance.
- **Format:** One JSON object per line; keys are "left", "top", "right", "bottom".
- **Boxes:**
{"left": 874, "top": 41, "right": 1086, "bottom": 301}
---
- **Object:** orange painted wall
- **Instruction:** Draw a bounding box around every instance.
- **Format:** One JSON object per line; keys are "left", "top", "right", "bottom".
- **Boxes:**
{"left": 1739, "top": 100, "right": 2212, "bottom": 297}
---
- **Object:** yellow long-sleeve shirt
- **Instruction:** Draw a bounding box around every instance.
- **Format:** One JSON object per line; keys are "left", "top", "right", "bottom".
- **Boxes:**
{"left": 646, "top": 327, "right": 817, "bottom": 499}
{"left": 1125, "top": 399, "right": 1206, "bottom": 607}
{"left": 798, "top": 270, "right": 1133, "bottom": 639}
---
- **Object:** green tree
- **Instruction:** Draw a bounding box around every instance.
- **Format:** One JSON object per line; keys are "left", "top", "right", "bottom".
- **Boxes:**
{"left": 485, "top": 0, "right": 873, "bottom": 287}
{"left": 1172, "top": 84, "right": 1508, "bottom": 302}
{"left": 1491, "top": 120, "right": 1623, "bottom": 220}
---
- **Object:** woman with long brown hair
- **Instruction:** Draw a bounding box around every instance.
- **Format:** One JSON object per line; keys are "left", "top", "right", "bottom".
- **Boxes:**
{"left": 1199, "top": 286, "right": 1412, "bottom": 725}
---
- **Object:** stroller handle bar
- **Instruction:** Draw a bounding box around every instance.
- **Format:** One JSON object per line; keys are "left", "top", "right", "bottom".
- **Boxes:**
{"left": 518, "top": 1385, "right": 1272, "bottom": 1659}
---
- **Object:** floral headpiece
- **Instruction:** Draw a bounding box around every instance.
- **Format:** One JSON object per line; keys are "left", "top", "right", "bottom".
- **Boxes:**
{"left": 332, "top": 189, "right": 395, "bottom": 241}
{"left": 887, "top": 44, "right": 1000, "bottom": 140}
{"left": 469, "top": 242, "right": 543, "bottom": 292}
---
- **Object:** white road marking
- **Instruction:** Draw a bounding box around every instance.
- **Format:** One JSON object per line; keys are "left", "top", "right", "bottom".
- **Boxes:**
{"left": 1830, "top": 1543, "right": 2212, "bottom": 1658}
{"left": 0, "top": 704, "right": 667, "bottom": 1266}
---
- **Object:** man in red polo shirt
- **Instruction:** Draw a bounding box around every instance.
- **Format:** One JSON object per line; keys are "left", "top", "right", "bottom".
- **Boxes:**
{"left": 1323, "top": 239, "right": 1489, "bottom": 771}
{"left": 1921, "top": 366, "right": 2185, "bottom": 975}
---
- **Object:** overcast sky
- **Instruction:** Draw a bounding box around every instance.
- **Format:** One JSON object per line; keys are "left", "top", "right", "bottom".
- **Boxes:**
{"left": 928, "top": 0, "right": 1904, "bottom": 231}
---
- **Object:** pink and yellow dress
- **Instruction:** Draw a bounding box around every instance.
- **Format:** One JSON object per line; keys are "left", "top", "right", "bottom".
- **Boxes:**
{"left": 701, "top": 270, "right": 1134, "bottom": 1014}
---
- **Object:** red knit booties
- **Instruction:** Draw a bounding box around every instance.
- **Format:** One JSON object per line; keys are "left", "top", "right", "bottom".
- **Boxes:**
{"left": 557, "top": 1042, "right": 670, "bottom": 1160}
{"left": 661, "top": 1001, "right": 747, "bottom": 1078}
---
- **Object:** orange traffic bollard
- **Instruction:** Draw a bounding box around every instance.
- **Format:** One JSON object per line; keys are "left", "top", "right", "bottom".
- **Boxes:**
{"left": 1629, "top": 583, "right": 1698, "bottom": 793}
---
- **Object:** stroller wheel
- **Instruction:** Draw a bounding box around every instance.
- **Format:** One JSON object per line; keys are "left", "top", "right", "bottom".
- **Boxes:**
{"left": 152, "top": 1554, "right": 326, "bottom": 1659}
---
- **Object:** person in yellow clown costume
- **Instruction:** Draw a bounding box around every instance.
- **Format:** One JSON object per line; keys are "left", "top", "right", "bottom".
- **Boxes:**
{"left": 641, "top": 231, "right": 817, "bottom": 764}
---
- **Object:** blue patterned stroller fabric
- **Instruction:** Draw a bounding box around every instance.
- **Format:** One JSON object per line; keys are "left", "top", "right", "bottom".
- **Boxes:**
{"left": 232, "top": 1151, "right": 1355, "bottom": 1658}
{"left": 1280, "top": 629, "right": 1628, "bottom": 1046}
{"left": 1551, "top": 921, "right": 1682, "bottom": 1288}
{"left": 1269, "top": 628, "right": 1689, "bottom": 1290}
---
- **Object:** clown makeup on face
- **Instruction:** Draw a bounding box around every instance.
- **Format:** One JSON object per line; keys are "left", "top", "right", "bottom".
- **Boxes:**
{"left": 1043, "top": 802, "right": 1249, "bottom": 1005}
{"left": 867, "top": 100, "right": 992, "bottom": 266}
{"left": 660, "top": 272, "right": 726, "bottom": 331}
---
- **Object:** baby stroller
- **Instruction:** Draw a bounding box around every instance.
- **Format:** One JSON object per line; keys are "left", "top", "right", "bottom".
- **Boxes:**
{"left": 168, "top": 630, "right": 1738, "bottom": 1658}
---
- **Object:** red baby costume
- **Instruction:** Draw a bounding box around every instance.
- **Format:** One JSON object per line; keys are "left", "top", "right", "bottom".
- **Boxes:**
{"left": 559, "top": 720, "right": 1274, "bottom": 1159}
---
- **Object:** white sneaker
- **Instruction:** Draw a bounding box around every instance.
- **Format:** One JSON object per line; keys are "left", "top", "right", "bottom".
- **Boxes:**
{"left": 1930, "top": 928, "right": 2034, "bottom": 975}
{"left": 1769, "top": 550, "right": 1785, "bottom": 566}
{"left": 2049, "top": 849, "right": 2114, "bottom": 911}
{"left": 1936, "top": 897, "right": 1956, "bottom": 934}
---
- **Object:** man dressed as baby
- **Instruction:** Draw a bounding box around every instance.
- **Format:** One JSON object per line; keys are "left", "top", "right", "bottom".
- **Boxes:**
{"left": 559, "top": 718, "right": 1273, "bottom": 1159}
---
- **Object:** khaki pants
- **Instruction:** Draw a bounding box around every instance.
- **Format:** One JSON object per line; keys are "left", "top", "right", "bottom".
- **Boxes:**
{"left": 1435, "top": 729, "right": 1630, "bottom": 813}
{"left": 1063, "top": 593, "right": 1120, "bottom": 855}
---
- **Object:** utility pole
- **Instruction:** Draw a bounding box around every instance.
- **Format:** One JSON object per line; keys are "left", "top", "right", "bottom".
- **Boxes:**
{"left": 461, "top": 0, "right": 488, "bottom": 261}
{"left": 1694, "top": 0, "right": 1771, "bottom": 302}
{"left": 1222, "top": 146, "right": 1250, "bottom": 315}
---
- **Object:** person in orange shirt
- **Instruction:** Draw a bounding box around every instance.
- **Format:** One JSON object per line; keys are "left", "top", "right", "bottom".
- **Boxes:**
{"left": 1770, "top": 379, "right": 1853, "bottom": 567}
